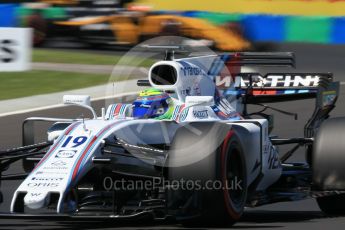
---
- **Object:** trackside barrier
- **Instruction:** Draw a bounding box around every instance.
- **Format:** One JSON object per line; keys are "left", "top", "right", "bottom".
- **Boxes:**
{"left": 0, "top": 4, "right": 18, "bottom": 27}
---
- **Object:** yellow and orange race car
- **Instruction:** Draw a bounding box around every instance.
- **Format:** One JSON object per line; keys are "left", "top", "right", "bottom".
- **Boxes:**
{"left": 55, "top": 12, "right": 251, "bottom": 51}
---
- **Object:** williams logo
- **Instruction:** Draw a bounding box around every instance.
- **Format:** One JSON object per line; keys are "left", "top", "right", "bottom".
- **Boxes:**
{"left": 55, "top": 150, "right": 77, "bottom": 158}
{"left": 193, "top": 110, "right": 208, "bottom": 119}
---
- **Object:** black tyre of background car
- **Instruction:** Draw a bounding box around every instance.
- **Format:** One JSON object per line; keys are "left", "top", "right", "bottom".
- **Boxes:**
{"left": 313, "top": 117, "right": 345, "bottom": 215}
{"left": 317, "top": 194, "right": 345, "bottom": 215}
{"left": 167, "top": 123, "right": 247, "bottom": 227}
{"left": 26, "top": 13, "right": 47, "bottom": 47}
{"left": 160, "top": 19, "right": 181, "bottom": 36}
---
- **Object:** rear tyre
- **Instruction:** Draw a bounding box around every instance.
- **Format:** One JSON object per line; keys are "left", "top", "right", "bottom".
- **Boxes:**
{"left": 313, "top": 117, "right": 345, "bottom": 190}
{"left": 313, "top": 117, "right": 345, "bottom": 215}
{"left": 167, "top": 123, "right": 247, "bottom": 227}
{"left": 317, "top": 194, "right": 345, "bottom": 215}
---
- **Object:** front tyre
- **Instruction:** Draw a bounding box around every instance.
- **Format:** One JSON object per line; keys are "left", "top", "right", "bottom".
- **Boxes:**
{"left": 317, "top": 194, "right": 345, "bottom": 215}
{"left": 167, "top": 123, "right": 247, "bottom": 227}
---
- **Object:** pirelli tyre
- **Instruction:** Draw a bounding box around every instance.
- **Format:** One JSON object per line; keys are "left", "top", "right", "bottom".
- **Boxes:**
{"left": 317, "top": 194, "right": 345, "bottom": 215}
{"left": 313, "top": 117, "right": 345, "bottom": 215}
{"left": 26, "top": 13, "right": 47, "bottom": 47}
{"left": 167, "top": 123, "right": 247, "bottom": 227}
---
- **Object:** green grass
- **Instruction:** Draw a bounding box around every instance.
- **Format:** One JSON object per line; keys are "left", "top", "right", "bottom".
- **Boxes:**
{"left": 0, "top": 70, "right": 113, "bottom": 100}
{"left": 33, "top": 49, "right": 154, "bottom": 67}
{"left": 0, "top": 49, "right": 154, "bottom": 100}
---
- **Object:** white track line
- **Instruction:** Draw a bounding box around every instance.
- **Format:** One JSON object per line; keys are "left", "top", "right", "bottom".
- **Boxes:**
{"left": 0, "top": 91, "right": 139, "bottom": 118}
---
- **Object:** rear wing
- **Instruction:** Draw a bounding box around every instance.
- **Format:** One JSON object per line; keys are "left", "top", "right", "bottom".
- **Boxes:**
{"left": 209, "top": 52, "right": 340, "bottom": 137}
{"left": 218, "top": 73, "right": 335, "bottom": 103}
{"left": 210, "top": 52, "right": 338, "bottom": 102}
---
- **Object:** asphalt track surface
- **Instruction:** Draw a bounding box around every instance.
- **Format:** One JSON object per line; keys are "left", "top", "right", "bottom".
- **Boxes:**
{"left": 1, "top": 43, "right": 345, "bottom": 229}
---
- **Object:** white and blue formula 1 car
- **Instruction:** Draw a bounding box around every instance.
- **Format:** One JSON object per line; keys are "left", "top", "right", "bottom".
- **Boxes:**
{"left": 1, "top": 50, "right": 345, "bottom": 226}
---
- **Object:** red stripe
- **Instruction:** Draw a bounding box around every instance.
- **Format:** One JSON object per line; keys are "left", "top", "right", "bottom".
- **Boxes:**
{"left": 114, "top": 104, "right": 122, "bottom": 116}
{"left": 96, "top": 123, "right": 116, "bottom": 138}
{"left": 33, "top": 141, "right": 59, "bottom": 171}
{"left": 221, "top": 131, "right": 234, "bottom": 157}
{"left": 71, "top": 136, "right": 97, "bottom": 180}
{"left": 218, "top": 111, "right": 228, "bottom": 118}
{"left": 175, "top": 104, "right": 186, "bottom": 121}
{"left": 253, "top": 90, "right": 277, "bottom": 95}
{"left": 33, "top": 122, "right": 80, "bottom": 171}
{"left": 65, "top": 123, "right": 77, "bottom": 134}
{"left": 71, "top": 122, "right": 118, "bottom": 180}
{"left": 179, "top": 104, "right": 185, "bottom": 112}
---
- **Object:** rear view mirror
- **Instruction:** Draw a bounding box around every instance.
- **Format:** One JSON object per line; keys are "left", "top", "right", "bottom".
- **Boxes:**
{"left": 63, "top": 95, "right": 97, "bottom": 118}
{"left": 63, "top": 95, "right": 91, "bottom": 107}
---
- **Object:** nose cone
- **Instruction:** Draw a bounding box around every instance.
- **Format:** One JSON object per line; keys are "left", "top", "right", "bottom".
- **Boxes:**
{"left": 24, "top": 192, "right": 50, "bottom": 210}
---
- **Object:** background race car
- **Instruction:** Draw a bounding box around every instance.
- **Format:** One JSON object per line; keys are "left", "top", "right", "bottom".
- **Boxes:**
{"left": 13, "top": 0, "right": 251, "bottom": 50}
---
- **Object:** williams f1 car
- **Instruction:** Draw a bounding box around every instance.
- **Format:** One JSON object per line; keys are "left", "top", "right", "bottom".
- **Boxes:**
{"left": 1, "top": 50, "right": 345, "bottom": 226}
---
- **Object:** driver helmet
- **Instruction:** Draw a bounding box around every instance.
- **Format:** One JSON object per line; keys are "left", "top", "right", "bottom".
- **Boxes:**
{"left": 132, "top": 88, "right": 171, "bottom": 118}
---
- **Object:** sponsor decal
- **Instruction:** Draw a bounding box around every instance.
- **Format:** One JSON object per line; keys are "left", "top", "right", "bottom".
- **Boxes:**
{"left": 36, "top": 171, "right": 68, "bottom": 175}
{"left": 42, "top": 160, "right": 68, "bottom": 170}
{"left": 81, "top": 23, "right": 111, "bottom": 31}
{"left": 181, "top": 87, "right": 191, "bottom": 96}
{"left": 51, "top": 160, "right": 66, "bottom": 167}
{"left": 181, "top": 67, "right": 203, "bottom": 76}
{"left": 193, "top": 110, "right": 208, "bottom": 119}
{"left": 31, "top": 177, "right": 63, "bottom": 181}
{"left": 178, "top": 108, "right": 189, "bottom": 122}
{"left": 322, "top": 90, "right": 337, "bottom": 107}
{"left": 42, "top": 166, "right": 68, "bottom": 170}
{"left": 30, "top": 193, "right": 41, "bottom": 197}
{"left": 0, "top": 39, "right": 17, "bottom": 63}
{"left": 61, "top": 136, "right": 88, "bottom": 148}
{"left": 215, "top": 74, "right": 320, "bottom": 88}
{"left": 55, "top": 150, "right": 77, "bottom": 158}
{"left": 0, "top": 28, "right": 32, "bottom": 71}
{"left": 27, "top": 182, "right": 59, "bottom": 188}
{"left": 216, "top": 75, "right": 233, "bottom": 89}
{"left": 192, "top": 80, "right": 201, "bottom": 96}
{"left": 267, "top": 145, "right": 280, "bottom": 170}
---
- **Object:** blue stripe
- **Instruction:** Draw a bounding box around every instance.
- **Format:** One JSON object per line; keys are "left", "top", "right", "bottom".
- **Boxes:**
{"left": 223, "top": 89, "right": 242, "bottom": 96}
{"left": 68, "top": 122, "right": 120, "bottom": 185}
{"left": 297, "top": 90, "right": 309, "bottom": 93}
{"left": 178, "top": 61, "right": 191, "bottom": 68}
{"left": 284, "top": 90, "right": 296, "bottom": 94}
{"left": 208, "top": 55, "right": 231, "bottom": 76}
{"left": 111, "top": 104, "right": 116, "bottom": 116}
{"left": 172, "top": 105, "right": 180, "bottom": 119}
